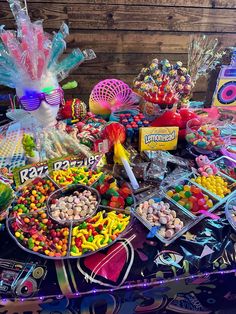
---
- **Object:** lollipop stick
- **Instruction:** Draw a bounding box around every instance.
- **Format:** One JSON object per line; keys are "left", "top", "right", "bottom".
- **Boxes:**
{"left": 121, "top": 157, "right": 139, "bottom": 190}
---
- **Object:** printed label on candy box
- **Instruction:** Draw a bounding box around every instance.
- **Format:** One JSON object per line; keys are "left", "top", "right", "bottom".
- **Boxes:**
{"left": 48, "top": 153, "right": 105, "bottom": 172}
{"left": 13, "top": 154, "right": 106, "bottom": 187}
{"left": 139, "top": 127, "right": 179, "bottom": 151}
{"left": 13, "top": 161, "right": 48, "bottom": 187}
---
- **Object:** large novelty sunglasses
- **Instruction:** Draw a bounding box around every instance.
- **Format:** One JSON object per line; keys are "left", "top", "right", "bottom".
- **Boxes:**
{"left": 19, "top": 88, "right": 64, "bottom": 111}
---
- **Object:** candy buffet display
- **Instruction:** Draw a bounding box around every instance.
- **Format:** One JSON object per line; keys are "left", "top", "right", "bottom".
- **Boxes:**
{"left": 1, "top": 0, "right": 236, "bottom": 308}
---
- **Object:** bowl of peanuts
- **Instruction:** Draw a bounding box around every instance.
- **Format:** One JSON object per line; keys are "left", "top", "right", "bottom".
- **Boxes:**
{"left": 47, "top": 184, "right": 101, "bottom": 224}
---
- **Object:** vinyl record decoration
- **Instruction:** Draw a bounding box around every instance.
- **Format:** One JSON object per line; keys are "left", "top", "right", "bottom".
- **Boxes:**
{"left": 217, "top": 81, "right": 236, "bottom": 105}
{"left": 89, "top": 79, "right": 139, "bottom": 116}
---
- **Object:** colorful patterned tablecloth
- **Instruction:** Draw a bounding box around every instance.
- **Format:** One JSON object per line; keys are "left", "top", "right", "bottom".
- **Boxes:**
{"left": 0, "top": 212, "right": 236, "bottom": 313}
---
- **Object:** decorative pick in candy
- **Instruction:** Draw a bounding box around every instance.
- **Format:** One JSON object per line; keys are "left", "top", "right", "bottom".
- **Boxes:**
{"left": 104, "top": 122, "right": 139, "bottom": 190}
{"left": 147, "top": 226, "right": 161, "bottom": 239}
{"left": 197, "top": 210, "right": 220, "bottom": 220}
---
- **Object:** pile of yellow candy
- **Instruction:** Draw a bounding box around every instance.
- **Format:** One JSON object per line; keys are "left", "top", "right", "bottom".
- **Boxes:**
{"left": 191, "top": 175, "right": 231, "bottom": 198}
{"left": 50, "top": 167, "right": 102, "bottom": 187}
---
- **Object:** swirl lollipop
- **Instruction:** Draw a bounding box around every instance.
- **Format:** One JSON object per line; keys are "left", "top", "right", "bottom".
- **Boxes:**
{"left": 104, "top": 122, "right": 139, "bottom": 190}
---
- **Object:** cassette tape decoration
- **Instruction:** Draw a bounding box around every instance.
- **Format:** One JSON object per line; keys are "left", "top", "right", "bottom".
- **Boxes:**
{"left": 0, "top": 258, "right": 47, "bottom": 298}
{"left": 213, "top": 51, "right": 236, "bottom": 107}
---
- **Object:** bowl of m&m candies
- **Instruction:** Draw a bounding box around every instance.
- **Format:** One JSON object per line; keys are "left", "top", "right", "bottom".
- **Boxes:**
{"left": 166, "top": 182, "right": 216, "bottom": 217}
{"left": 186, "top": 118, "right": 231, "bottom": 153}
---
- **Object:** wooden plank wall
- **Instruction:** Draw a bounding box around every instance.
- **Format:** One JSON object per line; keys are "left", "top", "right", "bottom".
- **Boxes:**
{"left": 0, "top": 0, "right": 235, "bottom": 105}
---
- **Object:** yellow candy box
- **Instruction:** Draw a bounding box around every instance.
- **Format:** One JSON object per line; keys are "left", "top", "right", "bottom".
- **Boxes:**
{"left": 139, "top": 127, "right": 179, "bottom": 151}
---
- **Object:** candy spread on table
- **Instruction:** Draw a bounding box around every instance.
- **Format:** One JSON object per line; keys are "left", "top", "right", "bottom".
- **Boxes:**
{"left": 191, "top": 175, "right": 232, "bottom": 198}
{"left": 136, "top": 199, "right": 184, "bottom": 239}
{"left": 70, "top": 210, "right": 130, "bottom": 256}
{"left": 166, "top": 184, "right": 214, "bottom": 214}
{"left": 186, "top": 125, "right": 227, "bottom": 151}
{"left": 8, "top": 174, "right": 132, "bottom": 258}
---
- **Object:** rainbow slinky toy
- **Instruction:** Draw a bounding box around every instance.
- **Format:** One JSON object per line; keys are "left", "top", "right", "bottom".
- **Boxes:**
{"left": 89, "top": 79, "right": 139, "bottom": 116}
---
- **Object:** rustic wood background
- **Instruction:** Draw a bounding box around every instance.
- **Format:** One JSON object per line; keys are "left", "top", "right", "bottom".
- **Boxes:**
{"left": 0, "top": 0, "right": 235, "bottom": 106}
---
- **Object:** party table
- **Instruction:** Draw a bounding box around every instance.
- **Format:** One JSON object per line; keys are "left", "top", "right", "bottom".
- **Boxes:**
{"left": 1, "top": 199, "right": 236, "bottom": 314}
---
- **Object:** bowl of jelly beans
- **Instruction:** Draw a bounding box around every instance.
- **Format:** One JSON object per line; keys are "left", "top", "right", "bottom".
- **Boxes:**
{"left": 186, "top": 118, "right": 231, "bottom": 153}
{"left": 166, "top": 183, "right": 216, "bottom": 217}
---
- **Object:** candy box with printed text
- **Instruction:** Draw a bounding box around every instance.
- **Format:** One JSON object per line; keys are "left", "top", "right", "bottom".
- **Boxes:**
{"left": 139, "top": 127, "right": 179, "bottom": 151}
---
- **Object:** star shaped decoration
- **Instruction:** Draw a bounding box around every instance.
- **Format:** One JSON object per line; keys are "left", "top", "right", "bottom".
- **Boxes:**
{"left": 182, "top": 232, "right": 196, "bottom": 241}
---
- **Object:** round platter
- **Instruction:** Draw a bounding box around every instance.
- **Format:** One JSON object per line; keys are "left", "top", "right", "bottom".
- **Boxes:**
{"left": 6, "top": 171, "right": 135, "bottom": 260}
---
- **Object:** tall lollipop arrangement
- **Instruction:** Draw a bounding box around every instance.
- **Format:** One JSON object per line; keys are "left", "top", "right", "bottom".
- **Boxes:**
{"left": 188, "top": 34, "right": 226, "bottom": 85}
{"left": 133, "top": 59, "right": 194, "bottom": 109}
{"left": 0, "top": 0, "right": 96, "bottom": 91}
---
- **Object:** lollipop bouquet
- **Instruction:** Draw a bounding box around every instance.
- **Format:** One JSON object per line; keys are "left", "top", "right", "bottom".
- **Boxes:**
{"left": 188, "top": 34, "right": 226, "bottom": 85}
{"left": 133, "top": 59, "right": 194, "bottom": 119}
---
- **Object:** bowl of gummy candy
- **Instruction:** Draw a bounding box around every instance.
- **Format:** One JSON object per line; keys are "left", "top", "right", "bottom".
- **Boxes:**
{"left": 47, "top": 184, "right": 100, "bottom": 224}
{"left": 186, "top": 117, "right": 231, "bottom": 153}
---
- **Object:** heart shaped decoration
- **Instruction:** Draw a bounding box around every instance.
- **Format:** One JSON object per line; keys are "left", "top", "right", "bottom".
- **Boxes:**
{"left": 77, "top": 239, "right": 134, "bottom": 287}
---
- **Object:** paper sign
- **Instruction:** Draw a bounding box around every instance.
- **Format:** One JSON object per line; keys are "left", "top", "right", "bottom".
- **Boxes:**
{"left": 13, "top": 153, "right": 106, "bottom": 187}
{"left": 48, "top": 153, "right": 104, "bottom": 172}
{"left": 139, "top": 127, "right": 179, "bottom": 151}
{"left": 13, "top": 161, "right": 48, "bottom": 187}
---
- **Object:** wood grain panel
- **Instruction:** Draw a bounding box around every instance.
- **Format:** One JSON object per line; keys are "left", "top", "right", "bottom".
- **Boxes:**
{"left": 67, "top": 53, "right": 187, "bottom": 75}
{"left": 66, "top": 31, "right": 235, "bottom": 54}
{"left": 0, "top": 3, "right": 235, "bottom": 32}
{"left": 67, "top": 4, "right": 236, "bottom": 32}
{"left": 2, "top": 0, "right": 235, "bottom": 9}
{"left": 0, "top": 2, "right": 68, "bottom": 29}
{"left": 62, "top": 74, "right": 207, "bottom": 95}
